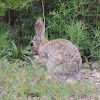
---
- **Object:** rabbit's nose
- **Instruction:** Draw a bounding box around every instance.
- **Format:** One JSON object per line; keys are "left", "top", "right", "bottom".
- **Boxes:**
{"left": 30, "top": 41, "right": 35, "bottom": 46}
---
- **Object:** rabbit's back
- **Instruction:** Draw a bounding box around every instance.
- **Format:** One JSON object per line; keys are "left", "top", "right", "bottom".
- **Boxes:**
{"left": 39, "top": 39, "right": 81, "bottom": 61}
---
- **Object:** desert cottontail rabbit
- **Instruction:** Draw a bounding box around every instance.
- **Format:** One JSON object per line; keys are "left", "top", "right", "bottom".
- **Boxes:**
{"left": 30, "top": 17, "right": 82, "bottom": 81}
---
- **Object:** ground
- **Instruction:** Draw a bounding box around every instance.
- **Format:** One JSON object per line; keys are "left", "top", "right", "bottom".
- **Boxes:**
{"left": 0, "top": 59, "right": 100, "bottom": 100}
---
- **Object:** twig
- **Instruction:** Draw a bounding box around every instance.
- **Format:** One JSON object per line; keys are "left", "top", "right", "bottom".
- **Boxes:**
{"left": 42, "top": 0, "right": 45, "bottom": 28}
{"left": 84, "top": 56, "right": 89, "bottom": 64}
{"left": 23, "top": 54, "right": 34, "bottom": 64}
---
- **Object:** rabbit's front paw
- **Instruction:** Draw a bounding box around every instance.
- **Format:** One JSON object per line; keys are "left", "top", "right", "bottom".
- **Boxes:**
{"left": 34, "top": 55, "right": 39, "bottom": 60}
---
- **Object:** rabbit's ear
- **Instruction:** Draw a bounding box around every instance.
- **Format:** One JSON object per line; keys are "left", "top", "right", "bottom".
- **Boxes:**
{"left": 35, "top": 17, "right": 45, "bottom": 36}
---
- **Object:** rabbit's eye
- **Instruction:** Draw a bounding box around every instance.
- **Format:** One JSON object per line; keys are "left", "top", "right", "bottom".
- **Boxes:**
{"left": 30, "top": 41, "right": 35, "bottom": 46}
{"left": 43, "top": 18, "right": 44, "bottom": 22}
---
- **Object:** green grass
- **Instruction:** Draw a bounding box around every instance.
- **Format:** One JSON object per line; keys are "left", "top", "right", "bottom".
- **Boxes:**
{"left": 0, "top": 58, "right": 99, "bottom": 100}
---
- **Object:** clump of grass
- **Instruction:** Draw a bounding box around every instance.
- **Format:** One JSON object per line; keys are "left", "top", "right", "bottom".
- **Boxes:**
{"left": 0, "top": 58, "right": 99, "bottom": 100}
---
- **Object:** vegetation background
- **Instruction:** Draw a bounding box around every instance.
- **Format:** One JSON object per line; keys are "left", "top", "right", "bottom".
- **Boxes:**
{"left": 0, "top": 0, "right": 100, "bottom": 62}
{"left": 0, "top": 0, "right": 100, "bottom": 99}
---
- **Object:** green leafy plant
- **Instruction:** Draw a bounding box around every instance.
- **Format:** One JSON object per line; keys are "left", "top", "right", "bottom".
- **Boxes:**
{"left": 0, "top": 0, "right": 34, "bottom": 16}
{"left": 7, "top": 41, "right": 33, "bottom": 62}
{"left": 64, "top": 21, "right": 87, "bottom": 55}
{"left": 46, "top": 0, "right": 89, "bottom": 39}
